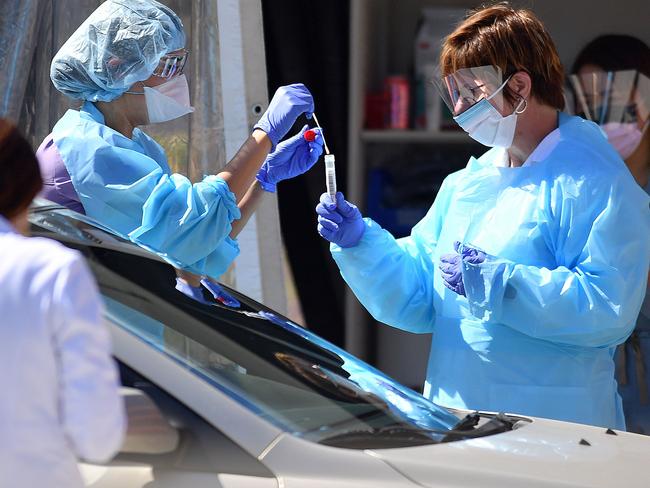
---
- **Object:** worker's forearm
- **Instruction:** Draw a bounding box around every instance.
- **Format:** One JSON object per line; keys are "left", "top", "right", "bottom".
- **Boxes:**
{"left": 217, "top": 129, "right": 272, "bottom": 202}
{"left": 230, "top": 180, "right": 267, "bottom": 238}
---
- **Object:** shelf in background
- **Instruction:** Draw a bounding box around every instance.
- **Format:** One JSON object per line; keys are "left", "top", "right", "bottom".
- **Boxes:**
{"left": 361, "top": 129, "right": 472, "bottom": 144}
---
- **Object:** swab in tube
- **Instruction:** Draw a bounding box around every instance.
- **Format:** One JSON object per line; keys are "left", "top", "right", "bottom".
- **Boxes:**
{"left": 306, "top": 113, "right": 336, "bottom": 203}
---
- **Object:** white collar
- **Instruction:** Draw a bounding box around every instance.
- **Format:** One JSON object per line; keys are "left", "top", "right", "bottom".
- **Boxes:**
{"left": 523, "top": 127, "right": 561, "bottom": 167}
{"left": 494, "top": 148, "right": 509, "bottom": 167}
{"left": 493, "top": 126, "right": 561, "bottom": 168}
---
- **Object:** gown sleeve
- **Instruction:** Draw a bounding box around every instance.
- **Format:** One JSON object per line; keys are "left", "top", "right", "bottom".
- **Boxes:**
{"left": 75, "top": 142, "right": 241, "bottom": 278}
{"left": 53, "top": 253, "right": 126, "bottom": 462}
{"left": 461, "top": 172, "right": 650, "bottom": 348}
{"left": 330, "top": 175, "right": 457, "bottom": 333}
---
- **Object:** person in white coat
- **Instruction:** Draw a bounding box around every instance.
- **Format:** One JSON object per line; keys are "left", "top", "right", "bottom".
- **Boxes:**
{"left": 0, "top": 119, "right": 125, "bottom": 487}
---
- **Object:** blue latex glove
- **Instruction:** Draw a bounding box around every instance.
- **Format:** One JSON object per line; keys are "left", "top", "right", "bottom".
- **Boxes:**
{"left": 439, "top": 241, "right": 486, "bottom": 296}
{"left": 256, "top": 126, "right": 324, "bottom": 192}
{"left": 254, "top": 83, "right": 315, "bottom": 150}
{"left": 200, "top": 279, "right": 241, "bottom": 308}
{"left": 175, "top": 278, "right": 212, "bottom": 305}
{"left": 316, "top": 192, "right": 365, "bottom": 248}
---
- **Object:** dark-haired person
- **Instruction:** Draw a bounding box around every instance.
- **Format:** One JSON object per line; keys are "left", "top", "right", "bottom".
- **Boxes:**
{"left": 316, "top": 4, "right": 650, "bottom": 429}
{"left": 0, "top": 120, "right": 124, "bottom": 487}
{"left": 572, "top": 35, "right": 650, "bottom": 434}
{"left": 38, "top": 0, "right": 323, "bottom": 303}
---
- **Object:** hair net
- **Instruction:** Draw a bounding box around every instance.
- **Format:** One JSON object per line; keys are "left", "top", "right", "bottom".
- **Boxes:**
{"left": 50, "top": 0, "right": 186, "bottom": 102}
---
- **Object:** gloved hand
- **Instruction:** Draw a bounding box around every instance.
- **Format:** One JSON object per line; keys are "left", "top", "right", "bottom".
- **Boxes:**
{"left": 200, "top": 278, "right": 241, "bottom": 308}
{"left": 439, "top": 241, "right": 486, "bottom": 296}
{"left": 175, "top": 278, "right": 212, "bottom": 305}
{"left": 316, "top": 191, "right": 365, "bottom": 248}
{"left": 254, "top": 83, "right": 315, "bottom": 150}
{"left": 256, "top": 125, "right": 324, "bottom": 192}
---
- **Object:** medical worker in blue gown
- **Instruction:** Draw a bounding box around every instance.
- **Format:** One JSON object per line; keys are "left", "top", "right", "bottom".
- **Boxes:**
{"left": 316, "top": 4, "right": 650, "bottom": 429}
{"left": 571, "top": 35, "right": 650, "bottom": 434}
{"left": 38, "top": 0, "right": 323, "bottom": 302}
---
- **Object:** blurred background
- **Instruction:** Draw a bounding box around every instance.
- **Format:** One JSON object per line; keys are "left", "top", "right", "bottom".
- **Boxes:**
{"left": 1, "top": 0, "right": 648, "bottom": 391}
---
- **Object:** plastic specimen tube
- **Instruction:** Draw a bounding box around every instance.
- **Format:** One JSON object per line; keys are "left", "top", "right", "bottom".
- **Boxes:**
{"left": 325, "top": 154, "right": 337, "bottom": 201}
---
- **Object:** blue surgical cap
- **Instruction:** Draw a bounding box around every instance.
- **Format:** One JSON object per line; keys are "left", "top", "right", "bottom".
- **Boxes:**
{"left": 50, "top": 0, "right": 186, "bottom": 102}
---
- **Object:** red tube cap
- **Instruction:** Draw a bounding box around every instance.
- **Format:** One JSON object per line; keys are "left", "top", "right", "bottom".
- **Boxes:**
{"left": 304, "top": 129, "right": 316, "bottom": 142}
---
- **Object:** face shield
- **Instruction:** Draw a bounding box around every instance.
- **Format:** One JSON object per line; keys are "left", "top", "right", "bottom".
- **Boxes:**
{"left": 570, "top": 70, "right": 649, "bottom": 127}
{"left": 570, "top": 70, "right": 649, "bottom": 158}
{"left": 432, "top": 65, "right": 509, "bottom": 117}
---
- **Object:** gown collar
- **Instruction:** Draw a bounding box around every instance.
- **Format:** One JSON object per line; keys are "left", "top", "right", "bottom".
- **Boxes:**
{"left": 80, "top": 101, "right": 106, "bottom": 125}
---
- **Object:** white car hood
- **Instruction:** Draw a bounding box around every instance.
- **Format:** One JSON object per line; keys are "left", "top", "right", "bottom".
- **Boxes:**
{"left": 369, "top": 416, "right": 650, "bottom": 488}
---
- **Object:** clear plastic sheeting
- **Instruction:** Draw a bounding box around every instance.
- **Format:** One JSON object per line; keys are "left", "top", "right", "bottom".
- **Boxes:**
{"left": 1, "top": 1, "right": 104, "bottom": 149}
{"left": 0, "top": 0, "right": 48, "bottom": 122}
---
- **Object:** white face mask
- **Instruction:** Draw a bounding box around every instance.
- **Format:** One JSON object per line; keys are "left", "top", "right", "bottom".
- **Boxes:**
{"left": 142, "top": 74, "right": 194, "bottom": 124}
{"left": 453, "top": 77, "right": 525, "bottom": 148}
{"left": 602, "top": 121, "right": 648, "bottom": 160}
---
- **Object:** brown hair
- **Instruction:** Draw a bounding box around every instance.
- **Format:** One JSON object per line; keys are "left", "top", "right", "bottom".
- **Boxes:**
{"left": 572, "top": 35, "right": 650, "bottom": 78}
{"left": 440, "top": 2, "right": 565, "bottom": 110}
{"left": 0, "top": 119, "right": 42, "bottom": 220}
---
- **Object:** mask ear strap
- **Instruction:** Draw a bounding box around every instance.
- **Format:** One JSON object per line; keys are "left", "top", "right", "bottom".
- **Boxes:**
{"left": 487, "top": 75, "right": 513, "bottom": 101}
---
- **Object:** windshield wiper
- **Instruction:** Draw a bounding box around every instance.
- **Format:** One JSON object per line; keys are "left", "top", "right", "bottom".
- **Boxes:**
{"left": 452, "top": 411, "right": 481, "bottom": 431}
{"left": 441, "top": 413, "right": 518, "bottom": 442}
{"left": 318, "top": 412, "right": 520, "bottom": 448}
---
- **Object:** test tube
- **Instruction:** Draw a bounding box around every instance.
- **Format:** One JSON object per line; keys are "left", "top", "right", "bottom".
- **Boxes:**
{"left": 310, "top": 113, "right": 336, "bottom": 203}
{"left": 325, "top": 154, "right": 337, "bottom": 202}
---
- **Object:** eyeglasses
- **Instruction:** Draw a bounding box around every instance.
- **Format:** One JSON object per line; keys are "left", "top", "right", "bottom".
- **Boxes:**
{"left": 432, "top": 65, "right": 509, "bottom": 116}
{"left": 153, "top": 49, "right": 189, "bottom": 79}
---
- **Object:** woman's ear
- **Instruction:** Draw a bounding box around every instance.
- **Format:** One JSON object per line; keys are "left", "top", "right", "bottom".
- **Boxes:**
{"left": 509, "top": 71, "right": 532, "bottom": 102}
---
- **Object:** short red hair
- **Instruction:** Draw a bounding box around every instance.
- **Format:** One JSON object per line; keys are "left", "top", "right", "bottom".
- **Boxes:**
{"left": 440, "top": 2, "right": 565, "bottom": 110}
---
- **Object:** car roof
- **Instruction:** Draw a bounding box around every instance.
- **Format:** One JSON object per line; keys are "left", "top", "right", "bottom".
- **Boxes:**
{"left": 30, "top": 198, "right": 170, "bottom": 262}
{"left": 28, "top": 197, "right": 274, "bottom": 312}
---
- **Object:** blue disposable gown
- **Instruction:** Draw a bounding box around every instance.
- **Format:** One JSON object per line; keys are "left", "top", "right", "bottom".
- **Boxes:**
{"left": 616, "top": 179, "right": 650, "bottom": 434}
{"left": 51, "top": 102, "right": 240, "bottom": 277}
{"left": 332, "top": 113, "right": 650, "bottom": 429}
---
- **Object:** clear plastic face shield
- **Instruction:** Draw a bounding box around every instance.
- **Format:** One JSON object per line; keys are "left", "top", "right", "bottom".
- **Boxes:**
{"left": 570, "top": 69, "right": 649, "bottom": 126}
{"left": 570, "top": 70, "right": 649, "bottom": 158}
{"left": 433, "top": 65, "right": 525, "bottom": 148}
{"left": 432, "top": 65, "right": 509, "bottom": 117}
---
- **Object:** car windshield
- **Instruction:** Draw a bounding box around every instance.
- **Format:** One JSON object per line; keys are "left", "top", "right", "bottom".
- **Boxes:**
{"left": 29, "top": 204, "right": 460, "bottom": 445}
